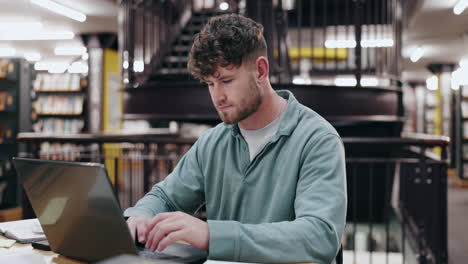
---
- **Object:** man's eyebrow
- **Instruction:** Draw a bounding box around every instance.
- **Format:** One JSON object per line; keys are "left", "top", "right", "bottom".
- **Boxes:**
{"left": 217, "top": 74, "right": 235, "bottom": 80}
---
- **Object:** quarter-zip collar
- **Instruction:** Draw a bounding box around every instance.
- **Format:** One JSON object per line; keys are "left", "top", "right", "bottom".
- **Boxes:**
{"left": 227, "top": 90, "right": 300, "bottom": 139}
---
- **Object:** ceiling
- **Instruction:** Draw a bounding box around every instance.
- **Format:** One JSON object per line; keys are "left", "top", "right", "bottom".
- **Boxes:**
{"left": 0, "top": 0, "right": 466, "bottom": 82}
{"left": 0, "top": 0, "right": 118, "bottom": 63}
{"left": 402, "top": 0, "right": 468, "bottom": 81}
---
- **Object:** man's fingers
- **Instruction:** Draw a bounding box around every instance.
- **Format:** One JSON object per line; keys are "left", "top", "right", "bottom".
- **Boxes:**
{"left": 146, "top": 220, "right": 183, "bottom": 251}
{"left": 127, "top": 220, "right": 136, "bottom": 240}
{"left": 146, "top": 212, "right": 179, "bottom": 231}
{"left": 146, "top": 220, "right": 182, "bottom": 251}
{"left": 157, "top": 230, "right": 186, "bottom": 252}
{"left": 136, "top": 223, "right": 148, "bottom": 243}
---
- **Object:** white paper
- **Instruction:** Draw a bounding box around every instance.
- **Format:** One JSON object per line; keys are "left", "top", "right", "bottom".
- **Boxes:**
{"left": 0, "top": 218, "right": 45, "bottom": 242}
{"left": 0, "top": 250, "right": 47, "bottom": 264}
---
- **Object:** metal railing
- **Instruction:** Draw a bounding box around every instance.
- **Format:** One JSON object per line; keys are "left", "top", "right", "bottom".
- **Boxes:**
{"left": 16, "top": 132, "right": 449, "bottom": 264}
{"left": 119, "top": 0, "right": 194, "bottom": 85}
{"left": 249, "top": 0, "right": 403, "bottom": 85}
{"left": 119, "top": 0, "right": 403, "bottom": 87}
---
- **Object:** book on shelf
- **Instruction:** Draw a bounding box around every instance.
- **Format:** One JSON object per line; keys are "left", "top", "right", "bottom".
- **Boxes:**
{"left": 34, "top": 73, "right": 82, "bottom": 92}
{"left": 33, "top": 95, "right": 84, "bottom": 115}
{"left": 0, "top": 218, "right": 46, "bottom": 243}
{"left": 34, "top": 118, "right": 84, "bottom": 134}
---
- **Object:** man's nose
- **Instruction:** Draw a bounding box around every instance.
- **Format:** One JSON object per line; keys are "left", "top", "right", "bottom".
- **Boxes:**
{"left": 212, "top": 84, "right": 226, "bottom": 104}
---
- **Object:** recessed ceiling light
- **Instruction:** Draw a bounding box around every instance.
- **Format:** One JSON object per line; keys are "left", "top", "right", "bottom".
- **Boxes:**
{"left": 54, "top": 46, "right": 87, "bottom": 56}
{"left": 31, "top": 0, "right": 86, "bottom": 22}
{"left": 453, "top": 0, "right": 468, "bottom": 15}
{"left": 0, "top": 21, "right": 43, "bottom": 31}
{"left": 0, "top": 30, "right": 74, "bottom": 40}
{"left": 0, "top": 47, "right": 16, "bottom": 57}
{"left": 410, "top": 46, "right": 424, "bottom": 62}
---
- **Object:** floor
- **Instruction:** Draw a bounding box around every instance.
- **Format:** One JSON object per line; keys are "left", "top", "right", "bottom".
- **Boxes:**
{"left": 448, "top": 183, "right": 468, "bottom": 264}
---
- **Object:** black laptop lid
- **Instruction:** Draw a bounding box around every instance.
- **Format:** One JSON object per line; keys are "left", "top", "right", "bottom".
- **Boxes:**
{"left": 13, "top": 157, "right": 138, "bottom": 262}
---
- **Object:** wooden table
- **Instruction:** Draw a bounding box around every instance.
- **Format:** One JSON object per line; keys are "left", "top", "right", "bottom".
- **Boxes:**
{"left": 0, "top": 235, "right": 85, "bottom": 264}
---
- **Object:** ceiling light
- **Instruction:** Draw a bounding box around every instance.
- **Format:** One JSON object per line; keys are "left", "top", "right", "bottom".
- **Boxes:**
{"left": 325, "top": 39, "right": 394, "bottom": 48}
{"left": 0, "top": 30, "right": 74, "bottom": 40}
{"left": 453, "top": 0, "right": 468, "bottom": 15}
{"left": 292, "top": 76, "right": 312, "bottom": 85}
{"left": 34, "top": 61, "right": 69, "bottom": 73}
{"left": 34, "top": 62, "right": 49, "bottom": 71}
{"left": 24, "top": 52, "right": 41, "bottom": 61}
{"left": 325, "top": 40, "right": 357, "bottom": 49}
{"left": 68, "top": 61, "right": 88, "bottom": 74}
{"left": 0, "top": 21, "right": 43, "bottom": 31}
{"left": 48, "top": 64, "right": 68, "bottom": 74}
{"left": 460, "top": 58, "right": 468, "bottom": 68}
{"left": 31, "top": 0, "right": 86, "bottom": 22}
{"left": 134, "top": 60, "right": 144, "bottom": 72}
{"left": 452, "top": 68, "right": 468, "bottom": 90}
{"left": 219, "top": 2, "right": 229, "bottom": 10}
{"left": 0, "top": 47, "right": 16, "bottom": 56}
{"left": 426, "top": 75, "right": 438, "bottom": 90}
{"left": 334, "top": 76, "right": 379, "bottom": 87}
{"left": 335, "top": 77, "right": 357, "bottom": 87}
{"left": 410, "top": 46, "right": 424, "bottom": 62}
{"left": 361, "top": 77, "right": 378, "bottom": 87}
{"left": 361, "top": 39, "right": 394, "bottom": 48}
{"left": 54, "top": 46, "right": 86, "bottom": 56}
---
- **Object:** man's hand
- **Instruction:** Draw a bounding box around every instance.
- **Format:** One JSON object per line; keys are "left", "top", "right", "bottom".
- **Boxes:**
{"left": 127, "top": 216, "right": 152, "bottom": 243}
{"left": 144, "top": 211, "right": 209, "bottom": 252}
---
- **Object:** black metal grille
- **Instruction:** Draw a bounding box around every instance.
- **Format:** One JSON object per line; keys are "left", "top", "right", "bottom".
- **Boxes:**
{"left": 17, "top": 132, "right": 448, "bottom": 264}
{"left": 119, "top": 0, "right": 402, "bottom": 88}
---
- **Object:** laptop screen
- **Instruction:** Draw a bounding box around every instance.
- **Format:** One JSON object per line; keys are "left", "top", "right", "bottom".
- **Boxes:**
{"left": 13, "top": 158, "right": 138, "bottom": 262}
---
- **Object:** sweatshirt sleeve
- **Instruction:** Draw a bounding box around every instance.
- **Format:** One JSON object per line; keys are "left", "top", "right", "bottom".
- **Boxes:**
{"left": 123, "top": 139, "right": 206, "bottom": 218}
{"left": 207, "top": 134, "right": 347, "bottom": 264}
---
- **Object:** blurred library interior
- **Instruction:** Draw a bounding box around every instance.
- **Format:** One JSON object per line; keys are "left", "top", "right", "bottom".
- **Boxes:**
{"left": 0, "top": 0, "right": 468, "bottom": 263}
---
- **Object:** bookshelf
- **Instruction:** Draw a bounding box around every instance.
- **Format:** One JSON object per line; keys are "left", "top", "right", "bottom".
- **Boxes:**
{"left": 32, "top": 73, "right": 87, "bottom": 134}
{"left": 455, "top": 85, "right": 468, "bottom": 179}
{"left": 0, "top": 58, "right": 32, "bottom": 209}
{"left": 423, "top": 89, "right": 437, "bottom": 134}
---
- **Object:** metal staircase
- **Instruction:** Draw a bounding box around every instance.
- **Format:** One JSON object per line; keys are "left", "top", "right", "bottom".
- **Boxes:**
{"left": 119, "top": 0, "right": 405, "bottom": 137}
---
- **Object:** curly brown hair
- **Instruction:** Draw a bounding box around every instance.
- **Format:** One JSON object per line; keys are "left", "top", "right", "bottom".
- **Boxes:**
{"left": 188, "top": 14, "right": 267, "bottom": 80}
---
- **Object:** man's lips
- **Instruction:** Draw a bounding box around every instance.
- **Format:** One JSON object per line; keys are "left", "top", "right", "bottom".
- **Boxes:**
{"left": 218, "top": 105, "right": 232, "bottom": 112}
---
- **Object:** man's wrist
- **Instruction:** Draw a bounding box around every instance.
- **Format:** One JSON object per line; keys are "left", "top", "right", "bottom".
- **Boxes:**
{"left": 207, "top": 220, "right": 239, "bottom": 260}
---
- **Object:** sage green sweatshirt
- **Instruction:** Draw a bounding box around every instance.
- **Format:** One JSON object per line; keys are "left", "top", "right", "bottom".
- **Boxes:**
{"left": 124, "top": 90, "right": 347, "bottom": 264}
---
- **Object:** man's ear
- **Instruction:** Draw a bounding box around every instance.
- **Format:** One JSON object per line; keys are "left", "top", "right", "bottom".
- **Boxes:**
{"left": 255, "top": 56, "right": 269, "bottom": 81}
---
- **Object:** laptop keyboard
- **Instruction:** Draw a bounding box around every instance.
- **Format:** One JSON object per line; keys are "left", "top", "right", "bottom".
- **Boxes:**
{"left": 138, "top": 248, "right": 182, "bottom": 260}
{"left": 136, "top": 244, "right": 206, "bottom": 264}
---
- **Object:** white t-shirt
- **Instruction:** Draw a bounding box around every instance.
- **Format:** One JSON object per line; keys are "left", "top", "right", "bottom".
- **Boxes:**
{"left": 239, "top": 112, "right": 284, "bottom": 161}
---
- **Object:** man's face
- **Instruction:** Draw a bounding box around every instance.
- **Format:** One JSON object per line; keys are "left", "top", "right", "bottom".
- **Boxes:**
{"left": 204, "top": 63, "right": 263, "bottom": 124}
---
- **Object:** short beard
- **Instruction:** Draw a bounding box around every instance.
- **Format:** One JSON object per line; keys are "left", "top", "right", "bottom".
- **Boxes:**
{"left": 220, "top": 78, "right": 262, "bottom": 124}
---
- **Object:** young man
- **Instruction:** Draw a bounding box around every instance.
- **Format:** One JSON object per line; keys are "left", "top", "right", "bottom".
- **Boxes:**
{"left": 125, "top": 14, "right": 347, "bottom": 264}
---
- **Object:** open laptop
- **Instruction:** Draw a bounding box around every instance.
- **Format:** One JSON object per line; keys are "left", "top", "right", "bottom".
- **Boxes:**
{"left": 13, "top": 157, "right": 207, "bottom": 263}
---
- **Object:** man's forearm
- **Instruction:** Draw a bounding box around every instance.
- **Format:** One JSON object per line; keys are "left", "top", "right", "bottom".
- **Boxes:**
{"left": 124, "top": 186, "right": 173, "bottom": 218}
{"left": 207, "top": 217, "right": 343, "bottom": 264}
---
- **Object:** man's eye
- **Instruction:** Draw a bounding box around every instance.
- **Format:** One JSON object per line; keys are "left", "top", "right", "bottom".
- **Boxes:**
{"left": 222, "top": 80, "right": 232, "bottom": 84}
